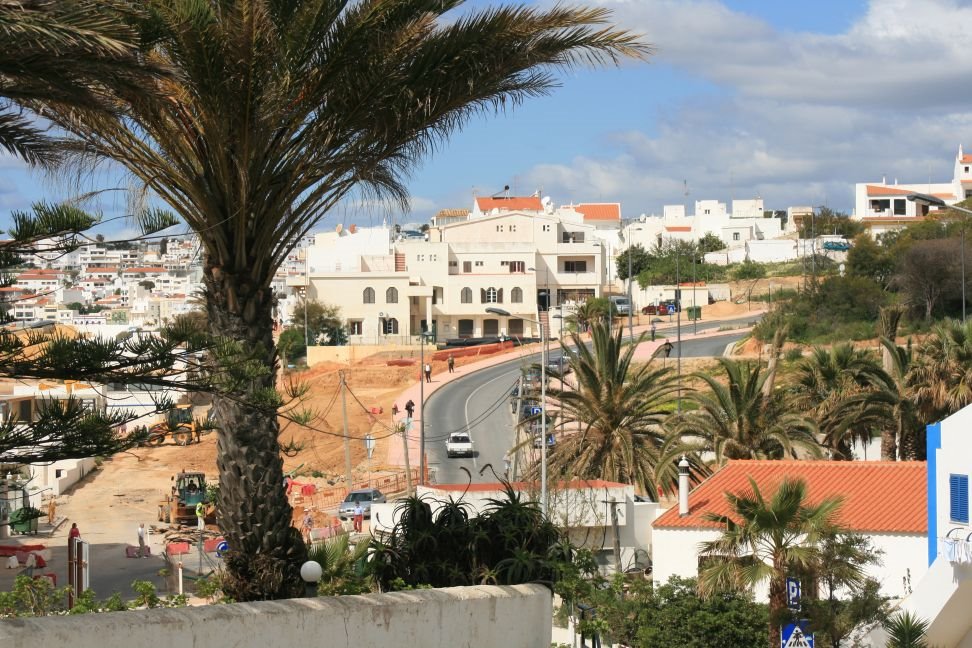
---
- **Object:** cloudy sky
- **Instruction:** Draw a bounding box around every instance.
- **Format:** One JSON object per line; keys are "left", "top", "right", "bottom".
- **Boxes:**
{"left": 4, "top": 0, "right": 972, "bottom": 231}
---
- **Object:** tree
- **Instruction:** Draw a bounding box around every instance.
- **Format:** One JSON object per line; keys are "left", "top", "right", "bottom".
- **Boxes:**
{"left": 276, "top": 328, "right": 306, "bottom": 366}
{"left": 291, "top": 299, "right": 345, "bottom": 346}
{"left": 732, "top": 260, "right": 766, "bottom": 281}
{"left": 43, "top": 0, "right": 649, "bottom": 600}
{"left": 911, "top": 318, "right": 972, "bottom": 421}
{"left": 802, "top": 532, "right": 886, "bottom": 648}
{"left": 543, "top": 320, "right": 698, "bottom": 498}
{"left": 847, "top": 233, "right": 894, "bottom": 288}
{"left": 0, "top": 0, "right": 164, "bottom": 167}
{"left": 698, "top": 232, "right": 726, "bottom": 254}
{"left": 883, "top": 611, "right": 930, "bottom": 648}
{"left": 679, "top": 359, "right": 822, "bottom": 465}
{"left": 697, "top": 477, "right": 844, "bottom": 648}
{"left": 799, "top": 207, "right": 864, "bottom": 239}
{"left": 138, "top": 280, "right": 155, "bottom": 292}
{"left": 895, "top": 238, "right": 961, "bottom": 320}
{"left": 615, "top": 244, "right": 652, "bottom": 280}
{"left": 566, "top": 296, "right": 611, "bottom": 332}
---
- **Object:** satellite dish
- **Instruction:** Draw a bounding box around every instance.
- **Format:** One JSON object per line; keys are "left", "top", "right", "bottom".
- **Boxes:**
{"left": 541, "top": 196, "right": 552, "bottom": 206}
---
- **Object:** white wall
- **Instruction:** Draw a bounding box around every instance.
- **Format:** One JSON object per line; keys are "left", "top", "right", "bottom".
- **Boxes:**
{"left": 0, "top": 585, "right": 553, "bottom": 648}
{"left": 29, "top": 458, "right": 96, "bottom": 497}
{"left": 651, "top": 526, "right": 720, "bottom": 586}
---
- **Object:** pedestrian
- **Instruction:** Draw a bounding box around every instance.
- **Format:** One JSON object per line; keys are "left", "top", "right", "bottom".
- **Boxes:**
{"left": 392, "top": 403, "right": 399, "bottom": 416}
{"left": 137, "top": 522, "right": 147, "bottom": 557}
{"left": 447, "top": 354, "right": 455, "bottom": 373}
{"left": 663, "top": 339, "right": 673, "bottom": 358}
{"left": 404, "top": 399, "right": 415, "bottom": 418}
{"left": 353, "top": 502, "right": 364, "bottom": 533}
{"left": 302, "top": 509, "right": 314, "bottom": 543}
{"left": 47, "top": 498, "right": 56, "bottom": 525}
{"left": 196, "top": 501, "right": 206, "bottom": 531}
{"left": 68, "top": 523, "right": 80, "bottom": 541}
{"left": 650, "top": 323, "right": 656, "bottom": 341}
{"left": 424, "top": 362, "right": 432, "bottom": 383}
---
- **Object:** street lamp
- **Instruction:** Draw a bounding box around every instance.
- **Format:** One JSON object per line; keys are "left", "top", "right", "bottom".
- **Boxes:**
{"left": 618, "top": 229, "right": 634, "bottom": 342}
{"left": 300, "top": 560, "right": 322, "bottom": 597}
{"left": 487, "top": 306, "right": 547, "bottom": 515}
{"left": 908, "top": 192, "right": 972, "bottom": 323}
{"left": 418, "top": 329, "right": 433, "bottom": 485}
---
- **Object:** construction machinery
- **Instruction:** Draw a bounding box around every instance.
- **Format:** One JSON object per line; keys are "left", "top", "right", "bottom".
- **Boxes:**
{"left": 158, "top": 471, "right": 216, "bottom": 525}
{"left": 146, "top": 404, "right": 198, "bottom": 446}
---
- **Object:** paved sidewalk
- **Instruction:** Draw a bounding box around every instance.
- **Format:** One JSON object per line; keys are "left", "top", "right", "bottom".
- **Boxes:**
{"left": 384, "top": 309, "right": 766, "bottom": 469}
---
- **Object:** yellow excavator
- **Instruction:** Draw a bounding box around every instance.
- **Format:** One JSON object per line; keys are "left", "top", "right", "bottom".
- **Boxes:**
{"left": 146, "top": 404, "right": 198, "bottom": 446}
{"left": 158, "top": 470, "right": 216, "bottom": 525}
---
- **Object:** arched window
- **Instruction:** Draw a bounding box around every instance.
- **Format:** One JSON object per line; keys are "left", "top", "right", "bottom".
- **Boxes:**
{"left": 363, "top": 287, "right": 375, "bottom": 304}
{"left": 485, "top": 287, "right": 498, "bottom": 303}
{"left": 385, "top": 287, "right": 398, "bottom": 303}
{"left": 383, "top": 317, "right": 399, "bottom": 334}
{"left": 461, "top": 287, "right": 472, "bottom": 304}
{"left": 511, "top": 287, "right": 523, "bottom": 303}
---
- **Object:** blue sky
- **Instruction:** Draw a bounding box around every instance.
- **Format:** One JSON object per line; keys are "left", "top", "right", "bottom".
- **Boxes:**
{"left": 4, "top": 0, "right": 972, "bottom": 233}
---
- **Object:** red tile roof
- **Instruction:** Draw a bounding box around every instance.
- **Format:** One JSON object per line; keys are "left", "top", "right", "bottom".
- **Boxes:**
{"left": 960, "top": 154, "right": 972, "bottom": 164}
{"left": 654, "top": 460, "right": 926, "bottom": 534}
{"left": 866, "top": 184, "right": 916, "bottom": 196}
{"left": 665, "top": 226, "right": 693, "bottom": 232}
{"left": 121, "top": 267, "right": 166, "bottom": 274}
{"left": 428, "top": 479, "right": 628, "bottom": 493}
{"left": 475, "top": 196, "right": 543, "bottom": 212}
{"left": 575, "top": 203, "right": 621, "bottom": 221}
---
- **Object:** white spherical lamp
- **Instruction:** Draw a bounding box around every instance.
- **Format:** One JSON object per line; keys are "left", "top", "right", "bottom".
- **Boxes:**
{"left": 300, "top": 560, "right": 322, "bottom": 584}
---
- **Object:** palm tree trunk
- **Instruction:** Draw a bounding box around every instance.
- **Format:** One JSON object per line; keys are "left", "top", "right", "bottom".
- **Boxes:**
{"left": 761, "top": 326, "right": 787, "bottom": 399}
{"left": 881, "top": 428, "right": 897, "bottom": 461}
{"left": 768, "top": 574, "right": 786, "bottom": 648}
{"left": 205, "top": 269, "right": 307, "bottom": 600}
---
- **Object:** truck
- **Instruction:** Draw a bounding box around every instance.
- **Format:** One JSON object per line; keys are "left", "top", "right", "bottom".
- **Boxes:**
{"left": 446, "top": 432, "right": 474, "bottom": 458}
{"left": 158, "top": 470, "right": 216, "bottom": 525}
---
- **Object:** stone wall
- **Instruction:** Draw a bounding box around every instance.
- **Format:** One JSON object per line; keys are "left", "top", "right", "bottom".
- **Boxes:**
{"left": 0, "top": 584, "right": 552, "bottom": 648}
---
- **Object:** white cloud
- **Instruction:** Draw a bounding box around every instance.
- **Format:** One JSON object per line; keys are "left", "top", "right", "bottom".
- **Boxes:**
{"left": 515, "top": 0, "right": 972, "bottom": 214}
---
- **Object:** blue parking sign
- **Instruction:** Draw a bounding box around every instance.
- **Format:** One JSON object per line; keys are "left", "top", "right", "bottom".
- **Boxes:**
{"left": 786, "top": 577, "right": 801, "bottom": 609}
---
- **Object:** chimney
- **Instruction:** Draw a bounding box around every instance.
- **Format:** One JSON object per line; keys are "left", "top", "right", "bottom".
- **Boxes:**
{"left": 678, "top": 455, "right": 690, "bottom": 517}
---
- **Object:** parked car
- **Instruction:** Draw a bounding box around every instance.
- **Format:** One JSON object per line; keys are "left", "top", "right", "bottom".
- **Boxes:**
{"left": 545, "top": 356, "right": 572, "bottom": 375}
{"left": 641, "top": 304, "right": 659, "bottom": 315}
{"left": 338, "top": 488, "right": 386, "bottom": 520}
{"left": 661, "top": 299, "right": 681, "bottom": 313}
{"left": 608, "top": 295, "right": 631, "bottom": 315}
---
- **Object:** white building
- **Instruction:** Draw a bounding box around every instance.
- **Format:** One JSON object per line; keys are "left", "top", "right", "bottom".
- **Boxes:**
{"left": 652, "top": 460, "right": 927, "bottom": 602}
{"left": 852, "top": 145, "right": 972, "bottom": 236}
{"left": 372, "top": 479, "right": 656, "bottom": 573}
{"left": 890, "top": 404, "right": 972, "bottom": 647}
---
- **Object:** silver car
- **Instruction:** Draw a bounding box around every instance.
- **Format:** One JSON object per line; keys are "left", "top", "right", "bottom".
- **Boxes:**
{"left": 338, "top": 488, "right": 386, "bottom": 520}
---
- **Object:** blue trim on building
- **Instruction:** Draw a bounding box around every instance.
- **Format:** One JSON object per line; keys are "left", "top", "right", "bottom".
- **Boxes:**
{"left": 927, "top": 421, "right": 942, "bottom": 566}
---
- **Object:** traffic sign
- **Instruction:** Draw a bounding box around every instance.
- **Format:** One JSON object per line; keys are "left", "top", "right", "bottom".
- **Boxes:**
{"left": 786, "top": 577, "right": 801, "bottom": 609}
{"left": 216, "top": 540, "right": 228, "bottom": 556}
{"left": 530, "top": 406, "right": 542, "bottom": 416}
{"left": 781, "top": 622, "right": 813, "bottom": 648}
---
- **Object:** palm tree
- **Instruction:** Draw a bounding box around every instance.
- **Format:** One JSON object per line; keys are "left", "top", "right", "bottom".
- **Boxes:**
{"left": 912, "top": 318, "right": 972, "bottom": 420}
{"left": 883, "top": 611, "right": 929, "bottom": 648}
{"left": 0, "top": 0, "right": 162, "bottom": 166}
{"left": 679, "top": 358, "right": 822, "bottom": 465}
{"left": 566, "top": 296, "right": 610, "bottom": 332}
{"left": 41, "top": 0, "right": 649, "bottom": 600}
{"left": 697, "top": 477, "right": 844, "bottom": 648}
{"left": 789, "top": 344, "right": 881, "bottom": 460}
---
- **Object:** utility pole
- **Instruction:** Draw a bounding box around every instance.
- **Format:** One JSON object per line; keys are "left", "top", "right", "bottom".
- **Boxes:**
{"left": 692, "top": 245, "right": 697, "bottom": 335}
{"left": 399, "top": 416, "right": 412, "bottom": 497}
{"left": 676, "top": 251, "right": 682, "bottom": 412}
{"left": 340, "top": 371, "right": 352, "bottom": 488}
{"left": 604, "top": 498, "right": 623, "bottom": 575}
{"left": 419, "top": 333, "right": 426, "bottom": 485}
{"left": 627, "top": 241, "right": 633, "bottom": 342}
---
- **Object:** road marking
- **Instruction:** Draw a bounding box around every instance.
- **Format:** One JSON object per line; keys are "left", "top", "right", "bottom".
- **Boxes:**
{"left": 463, "top": 369, "right": 517, "bottom": 471}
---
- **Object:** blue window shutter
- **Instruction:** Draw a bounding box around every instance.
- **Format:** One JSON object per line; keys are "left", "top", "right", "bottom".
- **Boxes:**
{"left": 950, "top": 474, "right": 969, "bottom": 524}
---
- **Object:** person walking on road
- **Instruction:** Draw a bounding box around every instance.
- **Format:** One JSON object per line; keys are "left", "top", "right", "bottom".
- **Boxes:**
{"left": 662, "top": 339, "right": 673, "bottom": 358}
{"left": 196, "top": 501, "right": 206, "bottom": 530}
{"left": 447, "top": 354, "right": 455, "bottom": 373}
{"left": 353, "top": 502, "right": 364, "bottom": 533}
{"left": 424, "top": 362, "right": 432, "bottom": 383}
{"left": 137, "top": 522, "right": 148, "bottom": 557}
{"left": 68, "top": 522, "right": 80, "bottom": 541}
{"left": 47, "top": 498, "right": 56, "bottom": 525}
{"left": 650, "top": 323, "right": 657, "bottom": 341}
{"left": 404, "top": 399, "right": 415, "bottom": 419}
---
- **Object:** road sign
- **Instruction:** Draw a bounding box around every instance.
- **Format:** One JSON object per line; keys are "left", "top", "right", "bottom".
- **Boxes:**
{"left": 530, "top": 406, "right": 542, "bottom": 416}
{"left": 786, "top": 577, "right": 801, "bottom": 609}
{"left": 782, "top": 622, "right": 813, "bottom": 648}
{"left": 365, "top": 433, "right": 375, "bottom": 459}
{"left": 216, "top": 540, "right": 228, "bottom": 556}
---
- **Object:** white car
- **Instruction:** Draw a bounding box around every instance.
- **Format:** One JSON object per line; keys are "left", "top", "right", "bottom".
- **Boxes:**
{"left": 446, "top": 432, "right": 474, "bottom": 458}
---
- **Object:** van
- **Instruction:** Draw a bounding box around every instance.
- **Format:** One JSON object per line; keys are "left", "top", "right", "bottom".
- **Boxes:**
{"left": 608, "top": 295, "right": 631, "bottom": 315}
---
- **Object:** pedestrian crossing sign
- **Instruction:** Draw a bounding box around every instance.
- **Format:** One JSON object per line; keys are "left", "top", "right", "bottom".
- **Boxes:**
{"left": 781, "top": 622, "right": 813, "bottom": 648}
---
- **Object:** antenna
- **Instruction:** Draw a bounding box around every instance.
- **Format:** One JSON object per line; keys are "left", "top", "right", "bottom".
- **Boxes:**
{"left": 683, "top": 180, "right": 689, "bottom": 197}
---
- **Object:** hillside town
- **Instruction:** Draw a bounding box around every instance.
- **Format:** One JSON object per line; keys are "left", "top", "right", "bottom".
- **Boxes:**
{"left": 4, "top": 3, "right": 972, "bottom": 648}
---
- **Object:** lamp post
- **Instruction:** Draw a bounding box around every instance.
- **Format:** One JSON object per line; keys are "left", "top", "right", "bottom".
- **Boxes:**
{"left": 300, "top": 560, "right": 322, "bottom": 597}
{"left": 908, "top": 192, "right": 972, "bottom": 323}
{"left": 487, "top": 306, "right": 547, "bottom": 515}
{"left": 418, "top": 329, "right": 432, "bottom": 485}
{"left": 618, "top": 229, "right": 634, "bottom": 342}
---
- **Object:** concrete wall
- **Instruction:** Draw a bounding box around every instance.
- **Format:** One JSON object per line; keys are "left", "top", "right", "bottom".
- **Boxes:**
{"left": 0, "top": 585, "right": 552, "bottom": 648}
{"left": 29, "top": 458, "right": 97, "bottom": 497}
{"left": 307, "top": 343, "right": 426, "bottom": 367}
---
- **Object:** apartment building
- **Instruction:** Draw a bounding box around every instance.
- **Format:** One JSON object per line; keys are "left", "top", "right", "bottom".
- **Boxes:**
{"left": 852, "top": 145, "right": 971, "bottom": 236}
{"left": 290, "top": 203, "right": 607, "bottom": 344}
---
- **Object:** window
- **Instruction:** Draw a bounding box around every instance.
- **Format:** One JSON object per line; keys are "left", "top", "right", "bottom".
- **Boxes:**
{"left": 496, "top": 225, "right": 504, "bottom": 232}
{"left": 463, "top": 261, "right": 472, "bottom": 273}
{"left": 508, "top": 319, "right": 524, "bottom": 336}
{"left": 950, "top": 474, "right": 969, "bottom": 523}
{"left": 449, "top": 261, "right": 457, "bottom": 267}
{"left": 417, "top": 254, "right": 425, "bottom": 261}
{"left": 382, "top": 318, "right": 399, "bottom": 335}
{"left": 430, "top": 254, "right": 437, "bottom": 261}
{"left": 386, "top": 287, "right": 398, "bottom": 303}
{"left": 363, "top": 287, "right": 375, "bottom": 304}
{"left": 485, "top": 287, "right": 498, "bottom": 303}
{"left": 458, "top": 319, "right": 474, "bottom": 338}
{"left": 542, "top": 224, "right": 550, "bottom": 232}
{"left": 509, "top": 261, "right": 525, "bottom": 273}
{"left": 733, "top": 232, "right": 740, "bottom": 241}
{"left": 511, "top": 287, "right": 523, "bottom": 303}
{"left": 348, "top": 320, "right": 363, "bottom": 335}
{"left": 475, "top": 261, "right": 484, "bottom": 267}
{"left": 510, "top": 224, "right": 517, "bottom": 232}
{"left": 461, "top": 287, "right": 472, "bottom": 304}
{"left": 564, "top": 260, "right": 587, "bottom": 273}
{"left": 894, "top": 199, "right": 907, "bottom": 216}
{"left": 562, "top": 231, "right": 585, "bottom": 243}
{"left": 483, "top": 319, "right": 499, "bottom": 336}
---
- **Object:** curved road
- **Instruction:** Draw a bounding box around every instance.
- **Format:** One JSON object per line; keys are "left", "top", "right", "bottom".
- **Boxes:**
{"left": 423, "top": 315, "right": 760, "bottom": 485}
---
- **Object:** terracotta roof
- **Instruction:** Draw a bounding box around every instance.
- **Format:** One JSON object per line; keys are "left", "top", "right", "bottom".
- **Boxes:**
{"left": 866, "top": 184, "right": 916, "bottom": 196}
{"left": 428, "top": 479, "right": 628, "bottom": 493}
{"left": 653, "top": 460, "right": 926, "bottom": 534}
{"left": 122, "top": 267, "right": 166, "bottom": 274}
{"left": 16, "top": 273, "right": 59, "bottom": 281}
{"left": 665, "top": 226, "right": 693, "bottom": 232}
{"left": 575, "top": 203, "right": 621, "bottom": 221}
{"left": 475, "top": 196, "right": 543, "bottom": 212}
{"left": 85, "top": 266, "right": 118, "bottom": 273}
{"left": 435, "top": 208, "right": 470, "bottom": 219}
{"left": 960, "top": 154, "right": 972, "bottom": 164}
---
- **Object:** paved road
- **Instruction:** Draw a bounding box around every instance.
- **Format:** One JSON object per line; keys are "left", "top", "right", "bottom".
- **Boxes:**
{"left": 424, "top": 315, "right": 759, "bottom": 485}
